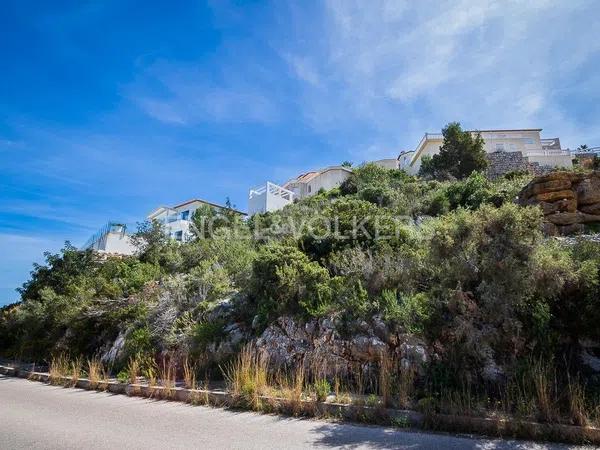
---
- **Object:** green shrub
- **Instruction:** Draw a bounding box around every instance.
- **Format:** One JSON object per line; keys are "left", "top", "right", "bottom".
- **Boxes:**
{"left": 192, "top": 321, "right": 225, "bottom": 352}
{"left": 250, "top": 244, "right": 333, "bottom": 322}
{"left": 313, "top": 379, "right": 331, "bottom": 402}
{"left": 124, "top": 326, "right": 154, "bottom": 358}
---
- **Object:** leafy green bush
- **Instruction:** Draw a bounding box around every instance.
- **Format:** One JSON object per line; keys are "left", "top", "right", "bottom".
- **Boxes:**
{"left": 124, "top": 326, "right": 154, "bottom": 358}
{"left": 250, "top": 244, "right": 333, "bottom": 323}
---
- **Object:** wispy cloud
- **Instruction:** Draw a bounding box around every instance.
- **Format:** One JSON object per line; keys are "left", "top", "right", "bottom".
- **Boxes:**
{"left": 128, "top": 61, "right": 279, "bottom": 125}
{"left": 279, "top": 0, "right": 600, "bottom": 153}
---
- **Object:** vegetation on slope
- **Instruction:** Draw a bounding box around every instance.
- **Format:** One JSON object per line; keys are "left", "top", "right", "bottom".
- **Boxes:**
{"left": 2, "top": 125, "right": 600, "bottom": 426}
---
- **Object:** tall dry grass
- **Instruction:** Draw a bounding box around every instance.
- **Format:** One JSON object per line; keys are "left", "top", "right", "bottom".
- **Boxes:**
{"left": 87, "top": 357, "right": 103, "bottom": 390}
{"left": 222, "top": 346, "right": 269, "bottom": 410}
{"left": 49, "top": 354, "right": 70, "bottom": 385}
{"left": 378, "top": 351, "right": 393, "bottom": 408}
{"left": 183, "top": 358, "right": 197, "bottom": 390}
{"left": 158, "top": 358, "right": 176, "bottom": 399}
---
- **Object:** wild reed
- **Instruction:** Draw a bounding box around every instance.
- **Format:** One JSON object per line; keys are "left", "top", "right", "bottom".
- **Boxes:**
{"left": 222, "top": 345, "right": 269, "bottom": 410}
{"left": 87, "top": 357, "right": 103, "bottom": 390}
{"left": 158, "top": 358, "right": 176, "bottom": 399}
{"left": 183, "top": 357, "right": 197, "bottom": 390}
{"left": 49, "top": 354, "right": 69, "bottom": 385}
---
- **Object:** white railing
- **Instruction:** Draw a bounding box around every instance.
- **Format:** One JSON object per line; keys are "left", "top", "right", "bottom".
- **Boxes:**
{"left": 249, "top": 182, "right": 294, "bottom": 200}
{"left": 525, "top": 150, "right": 572, "bottom": 157}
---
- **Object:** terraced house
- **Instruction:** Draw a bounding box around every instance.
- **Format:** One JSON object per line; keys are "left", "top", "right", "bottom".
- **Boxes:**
{"left": 400, "top": 128, "right": 573, "bottom": 175}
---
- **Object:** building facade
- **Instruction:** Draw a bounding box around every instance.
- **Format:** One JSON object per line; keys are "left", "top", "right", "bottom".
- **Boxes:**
{"left": 83, "top": 223, "right": 136, "bottom": 256}
{"left": 248, "top": 182, "right": 294, "bottom": 215}
{"left": 283, "top": 166, "right": 353, "bottom": 199}
{"left": 401, "top": 129, "right": 572, "bottom": 175}
{"left": 147, "top": 199, "right": 246, "bottom": 242}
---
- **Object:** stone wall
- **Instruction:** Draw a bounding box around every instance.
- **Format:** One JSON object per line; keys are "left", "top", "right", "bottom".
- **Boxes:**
{"left": 486, "top": 151, "right": 553, "bottom": 179}
{"left": 518, "top": 171, "right": 600, "bottom": 235}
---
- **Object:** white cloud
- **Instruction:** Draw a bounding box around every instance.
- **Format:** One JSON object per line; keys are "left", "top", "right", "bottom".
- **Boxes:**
{"left": 279, "top": 0, "right": 600, "bottom": 152}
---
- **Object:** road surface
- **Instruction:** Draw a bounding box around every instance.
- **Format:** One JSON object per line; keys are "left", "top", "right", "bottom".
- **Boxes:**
{"left": 0, "top": 375, "right": 589, "bottom": 449}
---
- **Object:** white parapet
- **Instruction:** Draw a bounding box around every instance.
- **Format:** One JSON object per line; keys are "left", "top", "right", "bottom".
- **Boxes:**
{"left": 248, "top": 181, "right": 294, "bottom": 215}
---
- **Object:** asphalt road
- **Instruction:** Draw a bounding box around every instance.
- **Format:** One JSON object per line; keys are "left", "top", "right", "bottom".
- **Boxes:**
{"left": 0, "top": 375, "right": 590, "bottom": 449}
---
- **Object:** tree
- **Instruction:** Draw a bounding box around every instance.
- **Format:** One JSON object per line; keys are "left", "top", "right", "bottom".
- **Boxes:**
{"left": 341, "top": 160, "right": 353, "bottom": 167}
{"left": 577, "top": 144, "right": 589, "bottom": 152}
{"left": 419, "top": 122, "right": 488, "bottom": 180}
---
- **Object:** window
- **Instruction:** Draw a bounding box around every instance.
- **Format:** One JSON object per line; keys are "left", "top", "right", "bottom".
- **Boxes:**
{"left": 308, "top": 185, "right": 312, "bottom": 193}
{"left": 509, "top": 143, "right": 517, "bottom": 151}
{"left": 180, "top": 210, "right": 189, "bottom": 220}
{"left": 174, "top": 231, "right": 183, "bottom": 241}
{"left": 523, "top": 138, "right": 534, "bottom": 145}
{"left": 495, "top": 143, "right": 505, "bottom": 152}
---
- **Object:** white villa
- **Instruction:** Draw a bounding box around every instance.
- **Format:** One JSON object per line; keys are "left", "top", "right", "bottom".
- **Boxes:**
{"left": 399, "top": 128, "right": 572, "bottom": 175}
{"left": 147, "top": 199, "right": 246, "bottom": 242}
{"left": 248, "top": 165, "right": 353, "bottom": 215}
{"left": 83, "top": 223, "right": 137, "bottom": 255}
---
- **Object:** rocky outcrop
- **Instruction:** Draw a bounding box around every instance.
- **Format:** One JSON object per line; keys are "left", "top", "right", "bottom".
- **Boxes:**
{"left": 254, "top": 316, "right": 429, "bottom": 379}
{"left": 519, "top": 171, "right": 600, "bottom": 235}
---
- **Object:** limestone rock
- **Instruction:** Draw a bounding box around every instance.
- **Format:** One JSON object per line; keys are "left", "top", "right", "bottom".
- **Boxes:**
{"left": 576, "top": 176, "right": 600, "bottom": 205}
{"left": 533, "top": 189, "right": 575, "bottom": 203}
{"left": 254, "top": 316, "right": 429, "bottom": 379}
{"left": 519, "top": 171, "right": 600, "bottom": 235}
{"left": 580, "top": 203, "right": 600, "bottom": 215}
{"left": 546, "top": 212, "right": 579, "bottom": 225}
{"left": 530, "top": 178, "right": 572, "bottom": 196}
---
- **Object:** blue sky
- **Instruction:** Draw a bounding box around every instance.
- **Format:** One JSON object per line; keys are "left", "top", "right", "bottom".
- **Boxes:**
{"left": 1, "top": 0, "right": 600, "bottom": 305}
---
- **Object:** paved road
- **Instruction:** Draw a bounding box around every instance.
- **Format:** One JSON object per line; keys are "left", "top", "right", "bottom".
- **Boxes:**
{"left": 0, "top": 375, "right": 590, "bottom": 449}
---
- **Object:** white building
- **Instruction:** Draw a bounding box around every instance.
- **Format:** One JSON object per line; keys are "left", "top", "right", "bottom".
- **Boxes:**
{"left": 283, "top": 166, "right": 353, "bottom": 199}
{"left": 401, "top": 128, "right": 573, "bottom": 175}
{"left": 248, "top": 166, "right": 354, "bottom": 216}
{"left": 371, "top": 158, "right": 400, "bottom": 170}
{"left": 147, "top": 198, "right": 246, "bottom": 242}
{"left": 248, "top": 182, "right": 294, "bottom": 215}
{"left": 83, "top": 223, "right": 136, "bottom": 256}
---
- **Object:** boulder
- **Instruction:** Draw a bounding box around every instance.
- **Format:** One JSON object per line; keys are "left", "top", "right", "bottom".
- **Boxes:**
{"left": 530, "top": 178, "right": 572, "bottom": 196}
{"left": 580, "top": 203, "right": 600, "bottom": 215}
{"left": 539, "top": 198, "right": 577, "bottom": 215}
{"left": 519, "top": 171, "right": 600, "bottom": 235}
{"left": 576, "top": 176, "right": 600, "bottom": 205}
{"left": 557, "top": 223, "right": 585, "bottom": 235}
{"left": 533, "top": 189, "right": 575, "bottom": 203}
{"left": 546, "top": 212, "right": 579, "bottom": 225}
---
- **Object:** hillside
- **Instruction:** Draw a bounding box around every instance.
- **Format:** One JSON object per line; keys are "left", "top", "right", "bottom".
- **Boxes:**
{"left": 2, "top": 164, "right": 600, "bottom": 426}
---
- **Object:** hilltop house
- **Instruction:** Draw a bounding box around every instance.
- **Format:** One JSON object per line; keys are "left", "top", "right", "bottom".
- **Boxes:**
{"left": 400, "top": 128, "right": 572, "bottom": 175}
{"left": 147, "top": 199, "right": 246, "bottom": 242}
{"left": 83, "top": 222, "right": 137, "bottom": 256}
{"left": 248, "top": 165, "right": 353, "bottom": 216}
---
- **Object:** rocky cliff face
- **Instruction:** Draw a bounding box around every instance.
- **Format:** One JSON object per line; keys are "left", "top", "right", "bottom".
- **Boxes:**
{"left": 519, "top": 171, "right": 600, "bottom": 235}
{"left": 254, "top": 316, "right": 428, "bottom": 379}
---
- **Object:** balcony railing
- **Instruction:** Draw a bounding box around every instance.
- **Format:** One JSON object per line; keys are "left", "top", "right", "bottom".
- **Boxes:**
{"left": 249, "top": 182, "right": 294, "bottom": 200}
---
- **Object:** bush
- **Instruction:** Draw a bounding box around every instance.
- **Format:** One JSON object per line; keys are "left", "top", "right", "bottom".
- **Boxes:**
{"left": 250, "top": 244, "right": 333, "bottom": 322}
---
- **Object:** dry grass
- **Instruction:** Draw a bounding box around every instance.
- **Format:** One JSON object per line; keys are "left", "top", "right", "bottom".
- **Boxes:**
{"left": 158, "top": 359, "right": 176, "bottom": 399}
{"left": 69, "top": 357, "right": 83, "bottom": 387}
{"left": 567, "top": 376, "right": 589, "bottom": 427}
{"left": 126, "top": 355, "right": 142, "bottom": 395}
{"left": 183, "top": 358, "right": 197, "bottom": 390}
{"left": 87, "top": 357, "right": 103, "bottom": 390}
{"left": 532, "top": 360, "right": 557, "bottom": 423}
{"left": 49, "top": 354, "right": 70, "bottom": 385}
{"left": 222, "top": 346, "right": 270, "bottom": 410}
{"left": 397, "top": 366, "right": 415, "bottom": 409}
{"left": 379, "top": 351, "right": 393, "bottom": 408}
